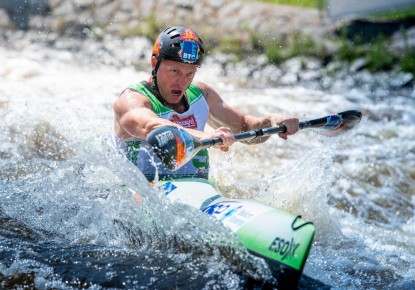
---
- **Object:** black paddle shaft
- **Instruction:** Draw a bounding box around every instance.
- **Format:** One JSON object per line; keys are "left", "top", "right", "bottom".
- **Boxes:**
{"left": 200, "top": 110, "right": 362, "bottom": 147}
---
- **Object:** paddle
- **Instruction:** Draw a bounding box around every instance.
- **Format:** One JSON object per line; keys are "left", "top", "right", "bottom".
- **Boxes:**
{"left": 147, "top": 110, "right": 362, "bottom": 170}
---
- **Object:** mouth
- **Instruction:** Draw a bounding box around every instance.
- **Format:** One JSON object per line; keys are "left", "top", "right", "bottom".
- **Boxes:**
{"left": 171, "top": 89, "right": 182, "bottom": 97}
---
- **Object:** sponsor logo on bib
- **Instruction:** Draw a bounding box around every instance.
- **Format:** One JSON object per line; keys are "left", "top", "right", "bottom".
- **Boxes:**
{"left": 171, "top": 114, "right": 198, "bottom": 129}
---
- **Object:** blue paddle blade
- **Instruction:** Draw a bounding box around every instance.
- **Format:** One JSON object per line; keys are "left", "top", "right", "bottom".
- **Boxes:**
{"left": 324, "top": 114, "right": 343, "bottom": 129}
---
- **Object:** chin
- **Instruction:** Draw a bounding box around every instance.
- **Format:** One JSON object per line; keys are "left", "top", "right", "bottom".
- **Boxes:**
{"left": 170, "top": 95, "right": 182, "bottom": 103}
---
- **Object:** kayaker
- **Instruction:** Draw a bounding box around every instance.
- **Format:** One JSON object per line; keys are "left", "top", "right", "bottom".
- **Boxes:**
{"left": 112, "top": 25, "right": 299, "bottom": 181}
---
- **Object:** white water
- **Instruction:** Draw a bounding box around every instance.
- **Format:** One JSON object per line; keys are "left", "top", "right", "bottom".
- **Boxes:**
{"left": 1, "top": 36, "right": 415, "bottom": 289}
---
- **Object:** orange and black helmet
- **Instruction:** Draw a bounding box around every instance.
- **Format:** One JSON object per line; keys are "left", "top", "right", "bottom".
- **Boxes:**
{"left": 152, "top": 26, "right": 205, "bottom": 66}
{"left": 151, "top": 26, "right": 205, "bottom": 93}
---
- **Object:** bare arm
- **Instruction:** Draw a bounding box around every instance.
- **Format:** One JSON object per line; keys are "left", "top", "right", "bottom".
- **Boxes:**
{"left": 113, "top": 89, "right": 235, "bottom": 149}
{"left": 195, "top": 81, "right": 299, "bottom": 143}
{"left": 113, "top": 89, "right": 174, "bottom": 140}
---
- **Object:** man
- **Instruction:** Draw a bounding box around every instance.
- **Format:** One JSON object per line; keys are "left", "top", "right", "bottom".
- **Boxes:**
{"left": 112, "top": 26, "right": 299, "bottom": 181}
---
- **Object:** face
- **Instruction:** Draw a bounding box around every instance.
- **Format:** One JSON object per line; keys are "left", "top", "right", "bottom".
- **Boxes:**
{"left": 153, "top": 59, "right": 197, "bottom": 104}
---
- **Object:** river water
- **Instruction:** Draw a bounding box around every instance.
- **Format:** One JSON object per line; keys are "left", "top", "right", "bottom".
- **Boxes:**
{"left": 1, "top": 32, "right": 414, "bottom": 289}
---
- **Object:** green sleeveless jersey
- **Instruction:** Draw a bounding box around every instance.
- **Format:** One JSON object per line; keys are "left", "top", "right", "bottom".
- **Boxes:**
{"left": 112, "top": 82, "right": 210, "bottom": 181}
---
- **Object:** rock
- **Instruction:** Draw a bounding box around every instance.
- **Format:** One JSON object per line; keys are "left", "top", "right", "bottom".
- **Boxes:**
{"left": 350, "top": 58, "right": 367, "bottom": 72}
{"left": 391, "top": 27, "right": 415, "bottom": 56}
{"left": 0, "top": 0, "right": 330, "bottom": 43}
{"left": 0, "top": 9, "right": 12, "bottom": 28}
{"left": 93, "top": 0, "right": 119, "bottom": 26}
{"left": 0, "top": 0, "right": 49, "bottom": 29}
{"left": 1, "top": 0, "right": 414, "bottom": 78}
{"left": 389, "top": 72, "right": 414, "bottom": 88}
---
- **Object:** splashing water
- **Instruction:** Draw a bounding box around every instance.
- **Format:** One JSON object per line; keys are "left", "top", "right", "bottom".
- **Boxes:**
{"left": 1, "top": 34, "right": 415, "bottom": 289}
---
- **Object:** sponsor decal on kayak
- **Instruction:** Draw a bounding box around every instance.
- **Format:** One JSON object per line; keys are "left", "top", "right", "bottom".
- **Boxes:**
{"left": 162, "top": 182, "right": 177, "bottom": 196}
{"left": 203, "top": 201, "right": 241, "bottom": 219}
{"left": 268, "top": 236, "right": 300, "bottom": 261}
{"left": 203, "top": 201, "right": 255, "bottom": 232}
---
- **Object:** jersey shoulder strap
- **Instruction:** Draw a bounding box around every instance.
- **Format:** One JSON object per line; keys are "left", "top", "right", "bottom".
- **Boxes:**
{"left": 128, "top": 81, "right": 171, "bottom": 115}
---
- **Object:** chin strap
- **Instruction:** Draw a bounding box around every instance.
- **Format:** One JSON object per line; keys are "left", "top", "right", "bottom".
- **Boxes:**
{"left": 152, "top": 59, "right": 162, "bottom": 93}
{"left": 147, "top": 59, "right": 168, "bottom": 106}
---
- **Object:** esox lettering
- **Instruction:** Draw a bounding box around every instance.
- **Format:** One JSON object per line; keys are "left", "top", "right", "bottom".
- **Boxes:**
{"left": 268, "top": 237, "right": 300, "bottom": 261}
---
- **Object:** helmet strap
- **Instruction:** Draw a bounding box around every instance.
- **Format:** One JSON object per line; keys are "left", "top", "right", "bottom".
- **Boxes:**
{"left": 151, "top": 59, "right": 162, "bottom": 92}
{"left": 151, "top": 59, "right": 168, "bottom": 105}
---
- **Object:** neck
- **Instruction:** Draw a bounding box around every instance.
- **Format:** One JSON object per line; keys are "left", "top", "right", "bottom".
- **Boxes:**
{"left": 147, "top": 77, "right": 189, "bottom": 113}
{"left": 148, "top": 77, "right": 168, "bottom": 105}
{"left": 166, "top": 96, "right": 188, "bottom": 113}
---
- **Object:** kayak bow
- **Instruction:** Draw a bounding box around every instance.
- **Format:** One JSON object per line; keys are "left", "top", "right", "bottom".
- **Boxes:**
{"left": 157, "top": 178, "right": 315, "bottom": 288}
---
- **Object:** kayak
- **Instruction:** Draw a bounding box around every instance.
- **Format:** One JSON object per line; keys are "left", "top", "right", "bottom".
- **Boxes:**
{"left": 157, "top": 178, "right": 315, "bottom": 288}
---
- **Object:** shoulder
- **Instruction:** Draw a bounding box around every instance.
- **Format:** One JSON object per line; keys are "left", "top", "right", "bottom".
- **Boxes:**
{"left": 118, "top": 88, "right": 149, "bottom": 104}
{"left": 114, "top": 88, "right": 151, "bottom": 113}
{"left": 193, "top": 80, "right": 212, "bottom": 92}
{"left": 193, "top": 80, "right": 223, "bottom": 105}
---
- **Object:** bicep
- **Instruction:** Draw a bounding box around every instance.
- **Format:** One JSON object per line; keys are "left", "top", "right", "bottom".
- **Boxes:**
{"left": 114, "top": 90, "right": 168, "bottom": 138}
{"left": 197, "top": 82, "right": 246, "bottom": 133}
{"left": 209, "top": 101, "right": 247, "bottom": 133}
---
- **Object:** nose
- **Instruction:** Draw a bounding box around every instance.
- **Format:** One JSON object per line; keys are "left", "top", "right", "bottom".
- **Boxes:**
{"left": 176, "top": 75, "right": 187, "bottom": 88}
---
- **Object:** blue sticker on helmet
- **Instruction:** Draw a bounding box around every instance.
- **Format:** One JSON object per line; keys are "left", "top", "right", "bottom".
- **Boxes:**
{"left": 180, "top": 40, "right": 199, "bottom": 63}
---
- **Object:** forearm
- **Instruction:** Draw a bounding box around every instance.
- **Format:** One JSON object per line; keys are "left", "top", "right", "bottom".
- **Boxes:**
{"left": 241, "top": 113, "right": 302, "bottom": 144}
{"left": 242, "top": 114, "right": 273, "bottom": 131}
{"left": 239, "top": 114, "right": 272, "bottom": 144}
